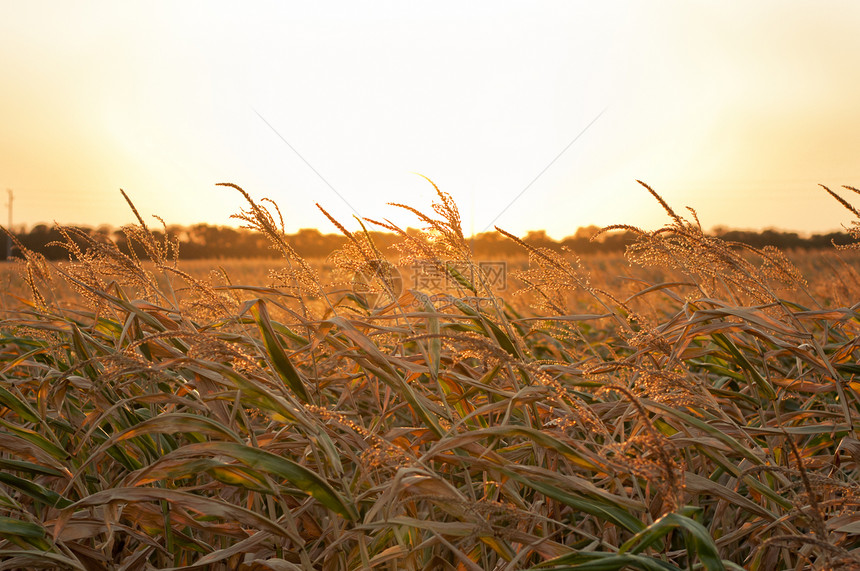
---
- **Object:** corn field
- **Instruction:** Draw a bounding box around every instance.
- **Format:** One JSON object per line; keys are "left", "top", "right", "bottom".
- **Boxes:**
{"left": 2, "top": 181, "right": 860, "bottom": 570}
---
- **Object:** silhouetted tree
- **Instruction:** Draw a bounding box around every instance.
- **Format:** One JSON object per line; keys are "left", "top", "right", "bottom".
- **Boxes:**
{"left": 5, "top": 223, "right": 853, "bottom": 262}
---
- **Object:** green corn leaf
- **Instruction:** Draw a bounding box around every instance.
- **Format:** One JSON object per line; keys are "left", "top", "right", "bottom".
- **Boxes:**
{"left": 530, "top": 550, "right": 680, "bottom": 570}
{"left": 711, "top": 333, "right": 775, "bottom": 399}
{"left": 184, "top": 442, "right": 357, "bottom": 521}
{"left": 619, "top": 512, "right": 725, "bottom": 571}
{"left": 452, "top": 297, "right": 519, "bottom": 358}
{"left": 0, "top": 473, "right": 72, "bottom": 508}
{"left": 0, "top": 418, "right": 69, "bottom": 462}
{"left": 0, "top": 518, "right": 52, "bottom": 551}
{"left": 500, "top": 468, "right": 645, "bottom": 534}
{"left": 0, "top": 384, "right": 41, "bottom": 424}
{"left": 247, "top": 299, "right": 311, "bottom": 403}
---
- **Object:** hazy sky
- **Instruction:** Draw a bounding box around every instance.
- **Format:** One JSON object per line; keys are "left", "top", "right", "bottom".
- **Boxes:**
{"left": 2, "top": 1, "right": 860, "bottom": 238}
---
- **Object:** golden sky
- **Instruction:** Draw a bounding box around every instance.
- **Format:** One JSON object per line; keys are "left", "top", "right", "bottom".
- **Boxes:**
{"left": 2, "top": 1, "right": 860, "bottom": 238}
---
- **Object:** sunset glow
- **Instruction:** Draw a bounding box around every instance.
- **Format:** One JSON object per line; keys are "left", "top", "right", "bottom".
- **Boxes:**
{"left": 2, "top": 1, "right": 860, "bottom": 237}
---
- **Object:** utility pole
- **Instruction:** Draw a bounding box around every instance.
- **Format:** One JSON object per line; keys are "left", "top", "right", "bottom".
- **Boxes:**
{"left": 5, "top": 189, "right": 12, "bottom": 261}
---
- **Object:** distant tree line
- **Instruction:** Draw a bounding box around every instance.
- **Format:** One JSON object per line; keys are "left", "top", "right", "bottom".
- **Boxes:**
{"left": 0, "top": 223, "right": 855, "bottom": 262}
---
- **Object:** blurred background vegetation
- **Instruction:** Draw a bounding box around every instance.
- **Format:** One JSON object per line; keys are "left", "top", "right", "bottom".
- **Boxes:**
{"left": 1, "top": 223, "right": 854, "bottom": 262}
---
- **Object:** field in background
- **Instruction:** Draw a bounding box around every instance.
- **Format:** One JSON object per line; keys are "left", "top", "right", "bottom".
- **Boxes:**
{"left": 3, "top": 247, "right": 857, "bottom": 315}
{"left": 2, "top": 182, "right": 860, "bottom": 570}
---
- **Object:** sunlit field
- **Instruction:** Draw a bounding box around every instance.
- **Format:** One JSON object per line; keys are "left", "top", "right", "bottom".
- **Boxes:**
{"left": 3, "top": 182, "right": 860, "bottom": 570}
